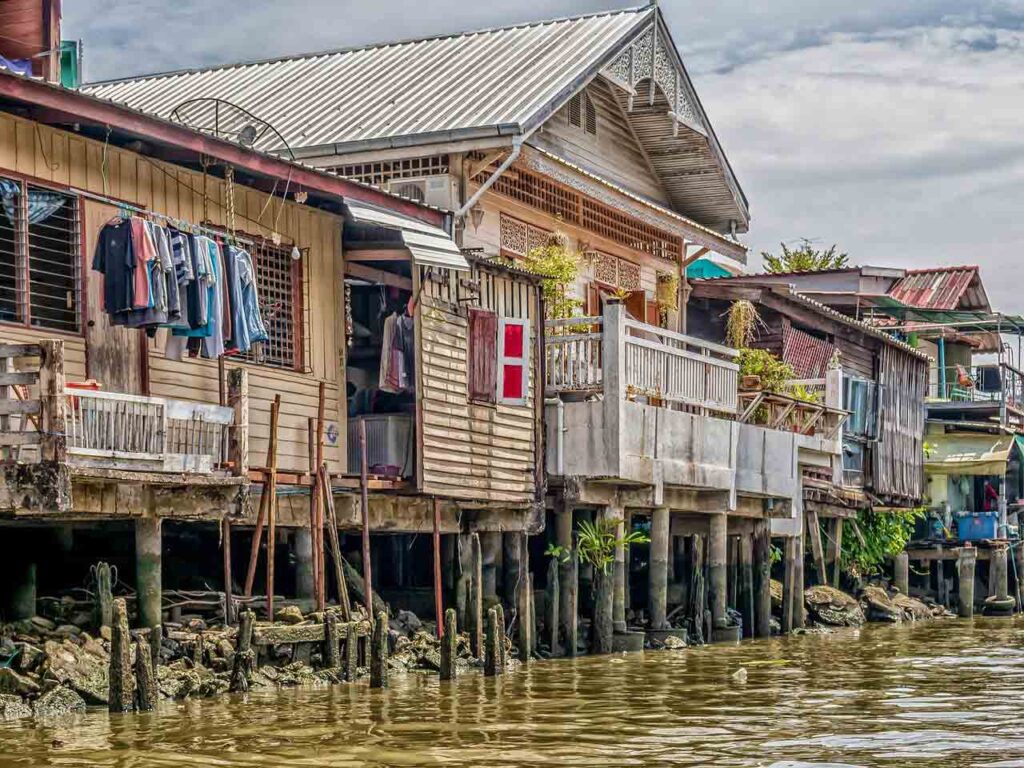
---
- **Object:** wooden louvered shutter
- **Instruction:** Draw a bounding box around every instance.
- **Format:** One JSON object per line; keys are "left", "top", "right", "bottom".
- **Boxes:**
{"left": 468, "top": 308, "right": 497, "bottom": 404}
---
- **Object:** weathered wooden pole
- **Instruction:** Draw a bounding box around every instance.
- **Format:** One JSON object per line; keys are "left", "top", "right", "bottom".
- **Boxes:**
{"left": 556, "top": 503, "right": 574, "bottom": 653}
{"left": 738, "top": 532, "right": 755, "bottom": 639}
{"left": 958, "top": 546, "right": 977, "bottom": 618}
{"left": 108, "top": 598, "right": 134, "bottom": 713}
{"left": 516, "top": 532, "right": 532, "bottom": 663}
{"left": 134, "top": 635, "right": 157, "bottom": 712}
{"left": 546, "top": 556, "right": 560, "bottom": 656}
{"left": 315, "top": 383, "right": 327, "bottom": 613}
{"left": 433, "top": 498, "right": 444, "bottom": 639}
{"left": 894, "top": 551, "right": 910, "bottom": 596}
{"left": 244, "top": 394, "right": 281, "bottom": 598}
{"left": 688, "top": 533, "right": 706, "bottom": 645}
{"left": 307, "top": 416, "right": 322, "bottom": 610}
{"left": 484, "top": 607, "right": 500, "bottom": 677}
{"left": 370, "top": 611, "right": 388, "bottom": 689}
{"left": 828, "top": 518, "right": 844, "bottom": 588}
{"left": 319, "top": 464, "right": 352, "bottom": 620}
{"left": 440, "top": 608, "right": 458, "bottom": 681}
{"left": 708, "top": 513, "right": 728, "bottom": 630}
{"left": 359, "top": 418, "right": 373, "bottom": 618}
{"left": 752, "top": 521, "right": 772, "bottom": 639}
{"left": 649, "top": 507, "right": 670, "bottom": 630}
{"left": 230, "top": 610, "right": 256, "bottom": 693}
{"left": 221, "top": 518, "right": 234, "bottom": 626}
{"left": 469, "top": 533, "right": 484, "bottom": 658}
{"left": 323, "top": 611, "right": 341, "bottom": 670}
{"left": 494, "top": 603, "right": 506, "bottom": 669}
{"left": 265, "top": 396, "right": 281, "bottom": 620}
{"left": 344, "top": 622, "right": 358, "bottom": 682}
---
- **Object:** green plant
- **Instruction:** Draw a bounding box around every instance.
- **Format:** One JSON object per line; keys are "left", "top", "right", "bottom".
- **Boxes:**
{"left": 725, "top": 300, "right": 762, "bottom": 349}
{"left": 762, "top": 239, "right": 849, "bottom": 274}
{"left": 656, "top": 272, "right": 679, "bottom": 313}
{"left": 576, "top": 517, "right": 650, "bottom": 575}
{"left": 545, "top": 543, "right": 571, "bottom": 563}
{"left": 521, "top": 230, "right": 583, "bottom": 321}
{"left": 841, "top": 507, "right": 925, "bottom": 578}
{"left": 737, "top": 348, "right": 795, "bottom": 393}
{"left": 787, "top": 383, "right": 823, "bottom": 404}
{"left": 769, "top": 543, "right": 782, "bottom": 565}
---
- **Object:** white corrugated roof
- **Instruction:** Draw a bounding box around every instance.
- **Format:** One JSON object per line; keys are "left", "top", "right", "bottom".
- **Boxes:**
{"left": 81, "top": 8, "right": 651, "bottom": 155}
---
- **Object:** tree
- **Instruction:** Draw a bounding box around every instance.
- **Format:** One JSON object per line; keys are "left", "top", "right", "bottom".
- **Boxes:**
{"left": 761, "top": 239, "right": 849, "bottom": 274}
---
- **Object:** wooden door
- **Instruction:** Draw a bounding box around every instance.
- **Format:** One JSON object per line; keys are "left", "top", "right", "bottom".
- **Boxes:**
{"left": 83, "top": 202, "right": 146, "bottom": 394}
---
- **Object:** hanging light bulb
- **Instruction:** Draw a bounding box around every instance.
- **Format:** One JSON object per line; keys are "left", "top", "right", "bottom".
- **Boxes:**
{"left": 291, "top": 245, "right": 302, "bottom": 261}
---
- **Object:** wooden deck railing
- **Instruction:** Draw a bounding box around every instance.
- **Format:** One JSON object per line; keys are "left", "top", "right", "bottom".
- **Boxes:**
{"left": 0, "top": 339, "right": 248, "bottom": 475}
{"left": 544, "top": 303, "right": 739, "bottom": 415}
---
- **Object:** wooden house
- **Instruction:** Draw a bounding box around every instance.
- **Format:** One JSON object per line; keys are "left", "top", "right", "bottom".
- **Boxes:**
{"left": 0, "top": 71, "right": 548, "bottom": 635}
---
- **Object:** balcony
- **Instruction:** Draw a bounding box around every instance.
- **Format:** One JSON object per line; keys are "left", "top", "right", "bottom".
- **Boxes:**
{"left": 927, "top": 363, "right": 1024, "bottom": 428}
{"left": 544, "top": 303, "right": 845, "bottom": 506}
{"left": 0, "top": 340, "right": 247, "bottom": 516}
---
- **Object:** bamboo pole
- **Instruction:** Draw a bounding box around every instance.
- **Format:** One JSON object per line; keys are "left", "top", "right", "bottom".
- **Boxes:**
{"left": 243, "top": 394, "right": 282, "bottom": 597}
{"left": 359, "top": 418, "right": 373, "bottom": 618}
{"left": 315, "top": 382, "right": 327, "bottom": 612}
{"left": 307, "top": 416, "right": 321, "bottom": 609}
{"left": 265, "top": 396, "right": 281, "bottom": 620}
{"left": 433, "top": 497, "right": 443, "bottom": 639}
{"left": 319, "top": 463, "right": 351, "bottom": 620}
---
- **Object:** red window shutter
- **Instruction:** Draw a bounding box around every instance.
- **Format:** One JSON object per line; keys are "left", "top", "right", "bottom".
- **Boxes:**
{"left": 497, "top": 317, "right": 530, "bottom": 405}
{"left": 468, "top": 308, "right": 497, "bottom": 403}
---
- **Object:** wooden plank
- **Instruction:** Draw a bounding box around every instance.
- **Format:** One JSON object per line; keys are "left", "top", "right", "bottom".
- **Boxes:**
{"left": 0, "top": 371, "right": 38, "bottom": 386}
{"left": 0, "top": 344, "right": 42, "bottom": 358}
{"left": 0, "top": 400, "right": 40, "bottom": 416}
{"left": 806, "top": 508, "right": 827, "bottom": 585}
{"left": 0, "top": 432, "right": 41, "bottom": 447}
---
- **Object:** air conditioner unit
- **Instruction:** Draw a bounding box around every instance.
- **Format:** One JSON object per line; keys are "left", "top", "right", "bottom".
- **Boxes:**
{"left": 347, "top": 414, "right": 414, "bottom": 479}
{"left": 388, "top": 175, "right": 458, "bottom": 211}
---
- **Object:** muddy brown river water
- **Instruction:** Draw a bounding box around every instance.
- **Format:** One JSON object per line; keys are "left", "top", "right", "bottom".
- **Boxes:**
{"left": 2, "top": 619, "right": 1024, "bottom": 767}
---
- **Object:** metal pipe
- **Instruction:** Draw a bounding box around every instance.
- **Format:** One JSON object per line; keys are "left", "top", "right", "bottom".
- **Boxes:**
{"left": 454, "top": 138, "right": 522, "bottom": 219}
{"left": 938, "top": 337, "right": 946, "bottom": 398}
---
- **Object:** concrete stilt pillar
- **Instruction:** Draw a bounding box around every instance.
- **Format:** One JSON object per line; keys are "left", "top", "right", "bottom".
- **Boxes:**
{"left": 135, "top": 518, "right": 162, "bottom": 634}
{"left": 1014, "top": 541, "right": 1024, "bottom": 612}
{"left": 556, "top": 503, "right": 574, "bottom": 652}
{"left": 649, "top": 507, "right": 670, "bottom": 630}
{"left": 10, "top": 560, "right": 36, "bottom": 621}
{"left": 612, "top": 509, "right": 627, "bottom": 633}
{"left": 502, "top": 532, "right": 522, "bottom": 610}
{"left": 894, "top": 551, "right": 910, "bottom": 596}
{"left": 782, "top": 535, "right": 805, "bottom": 633}
{"left": 708, "top": 513, "right": 729, "bottom": 628}
{"left": 958, "top": 546, "right": 977, "bottom": 619}
{"left": 753, "top": 522, "right": 772, "bottom": 638}
{"left": 992, "top": 545, "right": 1009, "bottom": 601}
{"left": 481, "top": 532, "right": 501, "bottom": 603}
{"left": 294, "top": 529, "right": 315, "bottom": 600}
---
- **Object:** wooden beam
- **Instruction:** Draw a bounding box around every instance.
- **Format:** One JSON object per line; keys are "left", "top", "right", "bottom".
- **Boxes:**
{"left": 344, "top": 262, "right": 413, "bottom": 291}
{"left": 681, "top": 246, "right": 710, "bottom": 269}
{"left": 468, "top": 150, "right": 508, "bottom": 180}
{"left": 345, "top": 249, "right": 411, "bottom": 263}
{"left": 806, "top": 508, "right": 827, "bottom": 585}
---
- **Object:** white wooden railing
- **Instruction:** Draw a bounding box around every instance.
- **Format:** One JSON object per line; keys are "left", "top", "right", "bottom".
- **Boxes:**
{"left": 66, "top": 389, "right": 234, "bottom": 472}
{"left": 545, "top": 303, "right": 739, "bottom": 414}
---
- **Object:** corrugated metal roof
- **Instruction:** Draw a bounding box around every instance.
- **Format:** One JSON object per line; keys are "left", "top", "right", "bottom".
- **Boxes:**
{"left": 81, "top": 8, "right": 651, "bottom": 155}
{"left": 888, "top": 266, "right": 990, "bottom": 312}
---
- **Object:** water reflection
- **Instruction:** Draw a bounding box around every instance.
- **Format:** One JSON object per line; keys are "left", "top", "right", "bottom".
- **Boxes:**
{"left": 4, "top": 619, "right": 1024, "bottom": 766}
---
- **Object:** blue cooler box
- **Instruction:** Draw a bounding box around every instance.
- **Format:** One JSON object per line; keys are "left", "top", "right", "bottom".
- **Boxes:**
{"left": 956, "top": 510, "right": 999, "bottom": 541}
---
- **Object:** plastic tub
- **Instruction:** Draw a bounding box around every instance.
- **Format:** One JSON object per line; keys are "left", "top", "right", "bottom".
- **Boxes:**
{"left": 956, "top": 511, "right": 999, "bottom": 541}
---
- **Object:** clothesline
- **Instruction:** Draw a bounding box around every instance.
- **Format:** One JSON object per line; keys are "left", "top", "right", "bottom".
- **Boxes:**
{"left": 70, "top": 186, "right": 259, "bottom": 248}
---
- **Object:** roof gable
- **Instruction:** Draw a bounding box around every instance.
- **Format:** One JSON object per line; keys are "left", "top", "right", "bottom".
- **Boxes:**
{"left": 888, "top": 266, "right": 990, "bottom": 312}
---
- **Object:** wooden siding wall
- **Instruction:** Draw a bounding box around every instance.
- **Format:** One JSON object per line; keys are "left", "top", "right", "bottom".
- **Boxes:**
{"left": 463, "top": 192, "right": 676, "bottom": 309}
{"left": 871, "top": 345, "right": 927, "bottom": 503}
{"left": 416, "top": 265, "right": 539, "bottom": 506}
{"left": 532, "top": 78, "right": 670, "bottom": 206}
{"left": 0, "top": 111, "right": 346, "bottom": 473}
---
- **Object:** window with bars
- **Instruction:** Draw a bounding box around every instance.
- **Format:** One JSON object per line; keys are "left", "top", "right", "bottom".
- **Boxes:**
{"left": 0, "top": 178, "right": 80, "bottom": 333}
{"left": 242, "top": 240, "right": 303, "bottom": 370}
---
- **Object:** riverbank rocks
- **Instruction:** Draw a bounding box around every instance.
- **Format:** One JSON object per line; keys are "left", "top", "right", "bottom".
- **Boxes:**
{"left": 0, "top": 694, "right": 31, "bottom": 721}
{"left": 804, "top": 585, "right": 865, "bottom": 627}
{"left": 42, "top": 639, "right": 108, "bottom": 705}
{"left": 892, "top": 593, "right": 934, "bottom": 621}
{"left": 860, "top": 586, "right": 901, "bottom": 623}
{"left": 32, "top": 687, "right": 85, "bottom": 719}
{"left": 0, "top": 668, "right": 40, "bottom": 697}
{"left": 770, "top": 580, "right": 784, "bottom": 612}
{"left": 274, "top": 606, "right": 305, "bottom": 625}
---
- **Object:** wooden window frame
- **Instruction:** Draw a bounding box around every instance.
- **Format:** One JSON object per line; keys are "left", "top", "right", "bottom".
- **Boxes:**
{"left": 242, "top": 239, "right": 305, "bottom": 372}
{"left": 0, "top": 172, "right": 85, "bottom": 336}
{"left": 497, "top": 316, "right": 530, "bottom": 407}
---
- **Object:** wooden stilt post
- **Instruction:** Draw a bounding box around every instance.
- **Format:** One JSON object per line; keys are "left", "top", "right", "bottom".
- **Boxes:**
{"left": 323, "top": 611, "right": 341, "bottom": 670}
{"left": 315, "top": 382, "right": 327, "bottom": 612}
{"left": 344, "top": 622, "right": 358, "bottom": 682}
{"left": 370, "top": 611, "right": 388, "bottom": 689}
{"left": 108, "top": 598, "right": 133, "bottom": 713}
{"left": 93, "top": 561, "right": 113, "bottom": 629}
{"left": 494, "top": 603, "right": 506, "bottom": 670}
{"left": 546, "top": 556, "right": 560, "bottom": 656}
{"left": 265, "top": 396, "right": 281, "bottom": 620}
{"left": 806, "top": 509, "right": 827, "bottom": 586}
{"left": 230, "top": 610, "right": 255, "bottom": 692}
{"left": 567, "top": 547, "right": 579, "bottom": 657}
{"left": 484, "top": 607, "right": 499, "bottom": 677}
{"left": 134, "top": 635, "right": 157, "bottom": 712}
{"left": 470, "top": 533, "right": 484, "bottom": 659}
{"left": 433, "top": 497, "right": 444, "bottom": 638}
{"left": 440, "top": 608, "right": 458, "bottom": 680}
{"left": 222, "top": 517, "right": 233, "bottom": 626}
{"left": 319, "top": 464, "right": 351, "bottom": 620}
{"left": 359, "top": 419, "right": 373, "bottom": 618}
{"left": 244, "top": 394, "right": 281, "bottom": 598}
{"left": 307, "top": 416, "right": 321, "bottom": 611}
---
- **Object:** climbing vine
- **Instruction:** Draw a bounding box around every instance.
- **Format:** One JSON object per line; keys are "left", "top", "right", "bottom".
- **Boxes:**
{"left": 521, "top": 230, "right": 583, "bottom": 321}
{"left": 841, "top": 508, "right": 925, "bottom": 578}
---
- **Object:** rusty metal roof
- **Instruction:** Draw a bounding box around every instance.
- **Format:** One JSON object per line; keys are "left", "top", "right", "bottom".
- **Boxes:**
{"left": 887, "top": 266, "right": 990, "bottom": 312}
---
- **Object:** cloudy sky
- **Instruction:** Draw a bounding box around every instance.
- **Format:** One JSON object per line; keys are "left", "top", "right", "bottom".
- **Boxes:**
{"left": 65, "top": 1, "right": 1024, "bottom": 311}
